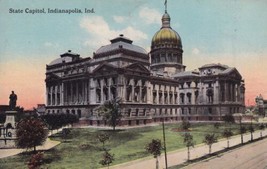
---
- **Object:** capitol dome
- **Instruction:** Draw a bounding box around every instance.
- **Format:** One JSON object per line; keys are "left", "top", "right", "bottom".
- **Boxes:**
{"left": 150, "top": 8, "right": 185, "bottom": 75}
{"left": 151, "top": 12, "right": 182, "bottom": 48}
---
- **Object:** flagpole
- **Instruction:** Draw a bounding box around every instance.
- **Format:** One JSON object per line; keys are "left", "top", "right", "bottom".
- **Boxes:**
{"left": 164, "top": 0, "right": 167, "bottom": 12}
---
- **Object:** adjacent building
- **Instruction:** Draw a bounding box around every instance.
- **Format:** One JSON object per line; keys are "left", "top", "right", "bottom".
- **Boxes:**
{"left": 45, "top": 8, "right": 245, "bottom": 126}
{"left": 255, "top": 94, "right": 267, "bottom": 116}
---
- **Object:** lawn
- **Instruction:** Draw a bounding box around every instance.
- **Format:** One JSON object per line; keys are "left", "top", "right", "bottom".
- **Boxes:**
{"left": 0, "top": 122, "right": 250, "bottom": 169}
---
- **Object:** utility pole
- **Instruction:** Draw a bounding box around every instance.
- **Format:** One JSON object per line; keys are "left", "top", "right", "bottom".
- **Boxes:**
{"left": 162, "top": 120, "right": 168, "bottom": 169}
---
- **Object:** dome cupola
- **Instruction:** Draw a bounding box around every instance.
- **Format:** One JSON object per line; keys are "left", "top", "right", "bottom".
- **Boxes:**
{"left": 151, "top": 11, "right": 182, "bottom": 49}
{"left": 150, "top": 1, "right": 185, "bottom": 75}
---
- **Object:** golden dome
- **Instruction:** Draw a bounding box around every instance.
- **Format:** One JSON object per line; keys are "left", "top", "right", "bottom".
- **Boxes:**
{"left": 151, "top": 12, "right": 182, "bottom": 47}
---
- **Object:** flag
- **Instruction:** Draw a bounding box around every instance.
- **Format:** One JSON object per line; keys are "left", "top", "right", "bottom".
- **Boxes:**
{"left": 164, "top": 0, "right": 167, "bottom": 6}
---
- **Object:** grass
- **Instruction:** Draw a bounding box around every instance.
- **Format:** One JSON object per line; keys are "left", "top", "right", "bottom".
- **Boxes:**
{"left": 0, "top": 122, "right": 254, "bottom": 169}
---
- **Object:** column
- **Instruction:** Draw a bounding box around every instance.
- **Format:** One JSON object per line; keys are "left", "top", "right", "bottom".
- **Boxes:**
{"left": 76, "top": 81, "right": 78, "bottom": 103}
{"left": 230, "top": 83, "right": 233, "bottom": 102}
{"left": 162, "top": 85, "right": 165, "bottom": 104}
{"left": 55, "top": 85, "right": 58, "bottom": 105}
{"left": 70, "top": 82, "right": 73, "bottom": 103}
{"left": 213, "top": 81, "right": 218, "bottom": 104}
{"left": 81, "top": 80, "right": 84, "bottom": 103}
{"left": 89, "top": 78, "right": 95, "bottom": 104}
{"left": 46, "top": 86, "right": 49, "bottom": 106}
{"left": 167, "top": 86, "right": 170, "bottom": 104}
{"left": 123, "top": 77, "right": 127, "bottom": 102}
{"left": 156, "top": 85, "right": 159, "bottom": 104}
{"left": 192, "top": 90, "right": 195, "bottom": 105}
{"left": 50, "top": 86, "right": 53, "bottom": 106}
{"left": 237, "top": 84, "right": 240, "bottom": 102}
{"left": 224, "top": 82, "right": 227, "bottom": 102}
{"left": 101, "top": 79, "right": 104, "bottom": 103}
{"left": 139, "top": 80, "right": 142, "bottom": 103}
{"left": 108, "top": 78, "right": 111, "bottom": 100}
{"left": 176, "top": 87, "right": 179, "bottom": 104}
{"left": 88, "top": 79, "right": 91, "bottom": 103}
{"left": 84, "top": 80, "right": 88, "bottom": 103}
{"left": 131, "top": 79, "right": 135, "bottom": 102}
{"left": 61, "top": 83, "right": 64, "bottom": 105}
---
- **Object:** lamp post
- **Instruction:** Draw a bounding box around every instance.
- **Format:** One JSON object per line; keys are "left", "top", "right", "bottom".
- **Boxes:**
{"left": 162, "top": 119, "right": 168, "bottom": 169}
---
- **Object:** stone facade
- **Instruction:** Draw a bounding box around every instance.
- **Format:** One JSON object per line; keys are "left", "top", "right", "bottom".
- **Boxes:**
{"left": 45, "top": 10, "right": 245, "bottom": 126}
{"left": 255, "top": 94, "right": 267, "bottom": 116}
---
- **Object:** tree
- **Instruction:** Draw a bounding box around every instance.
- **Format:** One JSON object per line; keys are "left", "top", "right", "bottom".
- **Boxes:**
{"left": 98, "top": 133, "right": 110, "bottom": 150}
{"left": 27, "top": 152, "right": 44, "bottom": 169}
{"left": 41, "top": 113, "right": 79, "bottom": 133}
{"left": 180, "top": 119, "right": 190, "bottom": 131}
{"left": 99, "top": 150, "right": 114, "bottom": 169}
{"left": 222, "top": 129, "right": 233, "bottom": 148}
{"left": 97, "top": 98, "right": 122, "bottom": 131}
{"left": 183, "top": 133, "right": 194, "bottom": 161}
{"left": 41, "top": 114, "right": 60, "bottom": 133}
{"left": 0, "top": 113, "right": 5, "bottom": 123}
{"left": 203, "top": 134, "right": 218, "bottom": 154}
{"left": 61, "top": 128, "right": 71, "bottom": 142}
{"left": 213, "top": 122, "right": 221, "bottom": 130}
{"left": 146, "top": 139, "right": 162, "bottom": 169}
{"left": 222, "top": 114, "right": 235, "bottom": 123}
{"left": 222, "top": 114, "right": 235, "bottom": 129}
{"left": 258, "top": 123, "right": 265, "bottom": 138}
{"left": 16, "top": 118, "right": 48, "bottom": 152}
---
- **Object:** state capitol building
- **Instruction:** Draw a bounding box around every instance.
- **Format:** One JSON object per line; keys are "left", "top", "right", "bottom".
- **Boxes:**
{"left": 45, "top": 7, "right": 245, "bottom": 126}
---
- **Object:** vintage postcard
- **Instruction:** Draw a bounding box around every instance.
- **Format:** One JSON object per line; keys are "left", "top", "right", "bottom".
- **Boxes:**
{"left": 0, "top": 0, "right": 267, "bottom": 169}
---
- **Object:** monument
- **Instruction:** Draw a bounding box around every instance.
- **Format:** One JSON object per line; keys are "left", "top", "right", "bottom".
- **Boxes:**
{"left": 0, "top": 91, "right": 18, "bottom": 147}
{"left": 4, "top": 91, "right": 18, "bottom": 128}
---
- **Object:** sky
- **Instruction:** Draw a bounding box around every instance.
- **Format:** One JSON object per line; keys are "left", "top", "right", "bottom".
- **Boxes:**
{"left": 0, "top": 0, "right": 267, "bottom": 109}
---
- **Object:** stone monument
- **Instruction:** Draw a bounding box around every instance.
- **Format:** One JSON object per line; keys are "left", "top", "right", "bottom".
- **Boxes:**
{"left": 0, "top": 91, "right": 18, "bottom": 148}
{"left": 4, "top": 91, "right": 18, "bottom": 128}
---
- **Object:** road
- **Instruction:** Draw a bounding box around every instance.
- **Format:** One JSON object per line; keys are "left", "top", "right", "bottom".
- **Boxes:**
{"left": 185, "top": 138, "right": 267, "bottom": 169}
{"left": 109, "top": 130, "right": 267, "bottom": 169}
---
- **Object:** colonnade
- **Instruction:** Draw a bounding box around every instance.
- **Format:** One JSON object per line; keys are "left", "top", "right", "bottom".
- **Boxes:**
{"left": 220, "top": 81, "right": 242, "bottom": 103}
{"left": 125, "top": 78, "right": 148, "bottom": 103}
{"left": 95, "top": 77, "right": 117, "bottom": 103}
{"left": 47, "top": 79, "right": 90, "bottom": 106}
{"left": 152, "top": 84, "right": 179, "bottom": 104}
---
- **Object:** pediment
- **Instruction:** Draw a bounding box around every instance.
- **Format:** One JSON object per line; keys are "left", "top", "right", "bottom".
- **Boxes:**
{"left": 92, "top": 62, "right": 118, "bottom": 74}
{"left": 124, "top": 63, "right": 150, "bottom": 73}
{"left": 46, "top": 73, "right": 61, "bottom": 82}
{"left": 221, "top": 68, "right": 242, "bottom": 79}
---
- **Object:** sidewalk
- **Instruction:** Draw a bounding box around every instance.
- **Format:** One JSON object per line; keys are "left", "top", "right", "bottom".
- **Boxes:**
{"left": 0, "top": 129, "right": 62, "bottom": 159}
{"left": 109, "top": 129, "right": 267, "bottom": 169}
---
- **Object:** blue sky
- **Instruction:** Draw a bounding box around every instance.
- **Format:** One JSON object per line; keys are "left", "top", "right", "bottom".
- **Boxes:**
{"left": 0, "top": 0, "right": 267, "bottom": 108}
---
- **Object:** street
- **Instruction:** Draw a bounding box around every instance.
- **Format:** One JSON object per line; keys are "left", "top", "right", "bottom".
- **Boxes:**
{"left": 186, "top": 138, "right": 267, "bottom": 169}
{"left": 110, "top": 130, "right": 267, "bottom": 169}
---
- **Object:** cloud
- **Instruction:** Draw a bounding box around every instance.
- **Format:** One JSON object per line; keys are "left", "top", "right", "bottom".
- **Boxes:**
{"left": 80, "top": 16, "right": 148, "bottom": 49}
{"left": 113, "top": 16, "right": 127, "bottom": 23}
{"left": 139, "top": 7, "right": 161, "bottom": 25}
{"left": 192, "top": 48, "right": 200, "bottom": 55}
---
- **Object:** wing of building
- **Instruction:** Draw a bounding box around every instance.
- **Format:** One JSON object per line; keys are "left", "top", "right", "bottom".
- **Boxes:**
{"left": 45, "top": 8, "right": 245, "bottom": 126}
